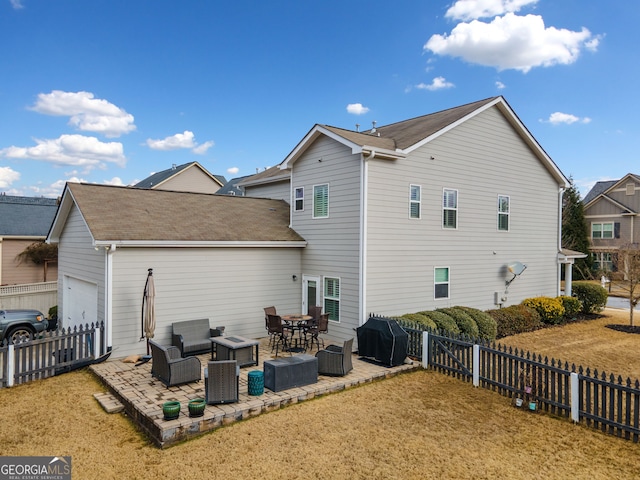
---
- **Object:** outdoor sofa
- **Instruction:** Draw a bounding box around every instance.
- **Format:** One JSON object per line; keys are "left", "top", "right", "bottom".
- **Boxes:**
{"left": 171, "top": 318, "right": 220, "bottom": 357}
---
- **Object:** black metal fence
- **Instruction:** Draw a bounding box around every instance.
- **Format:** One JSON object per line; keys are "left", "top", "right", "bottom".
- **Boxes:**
{"left": 394, "top": 318, "right": 640, "bottom": 443}
{"left": 0, "top": 322, "right": 104, "bottom": 388}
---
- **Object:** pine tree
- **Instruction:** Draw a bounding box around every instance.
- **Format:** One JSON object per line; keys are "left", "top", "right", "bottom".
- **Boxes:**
{"left": 562, "top": 178, "right": 593, "bottom": 279}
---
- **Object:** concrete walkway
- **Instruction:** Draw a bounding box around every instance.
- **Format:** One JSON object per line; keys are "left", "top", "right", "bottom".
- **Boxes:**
{"left": 90, "top": 338, "right": 419, "bottom": 448}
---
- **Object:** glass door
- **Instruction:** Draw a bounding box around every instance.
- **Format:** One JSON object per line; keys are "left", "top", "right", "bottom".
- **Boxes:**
{"left": 302, "top": 275, "right": 321, "bottom": 315}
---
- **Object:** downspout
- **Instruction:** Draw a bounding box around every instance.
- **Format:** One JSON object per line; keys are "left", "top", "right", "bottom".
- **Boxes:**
{"left": 558, "top": 188, "right": 565, "bottom": 297}
{"left": 360, "top": 150, "right": 375, "bottom": 326}
{"left": 105, "top": 244, "right": 116, "bottom": 352}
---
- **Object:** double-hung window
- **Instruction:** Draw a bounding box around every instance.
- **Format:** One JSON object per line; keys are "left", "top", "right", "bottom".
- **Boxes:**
{"left": 443, "top": 189, "right": 458, "bottom": 228}
{"left": 410, "top": 185, "right": 421, "bottom": 219}
{"left": 313, "top": 184, "right": 329, "bottom": 218}
{"left": 592, "top": 252, "right": 613, "bottom": 271}
{"left": 498, "top": 195, "right": 510, "bottom": 231}
{"left": 323, "top": 277, "right": 340, "bottom": 321}
{"left": 294, "top": 187, "right": 304, "bottom": 212}
{"left": 434, "top": 267, "right": 450, "bottom": 299}
{"left": 592, "top": 222, "right": 614, "bottom": 239}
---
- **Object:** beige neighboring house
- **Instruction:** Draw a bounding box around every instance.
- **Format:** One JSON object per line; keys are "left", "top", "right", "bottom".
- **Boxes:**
{"left": 583, "top": 173, "right": 640, "bottom": 271}
{"left": 0, "top": 195, "right": 59, "bottom": 285}
{"left": 134, "top": 161, "right": 226, "bottom": 194}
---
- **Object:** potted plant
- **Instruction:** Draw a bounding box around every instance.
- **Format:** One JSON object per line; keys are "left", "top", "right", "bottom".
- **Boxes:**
{"left": 163, "top": 401, "right": 181, "bottom": 420}
{"left": 188, "top": 398, "right": 206, "bottom": 418}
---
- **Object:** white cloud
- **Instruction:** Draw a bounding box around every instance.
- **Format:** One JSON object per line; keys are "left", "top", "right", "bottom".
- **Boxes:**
{"left": 30, "top": 90, "right": 136, "bottom": 137}
{"left": 446, "top": 0, "right": 537, "bottom": 21}
{"left": 0, "top": 134, "right": 126, "bottom": 170}
{"left": 10, "top": 0, "right": 24, "bottom": 9}
{"left": 416, "top": 76, "right": 455, "bottom": 91}
{"left": 227, "top": 167, "right": 239, "bottom": 175}
{"left": 192, "top": 140, "right": 214, "bottom": 155}
{"left": 425, "top": 13, "right": 598, "bottom": 73}
{"left": 495, "top": 81, "right": 506, "bottom": 89}
{"left": 0, "top": 166, "right": 20, "bottom": 188}
{"left": 544, "top": 112, "right": 591, "bottom": 125}
{"left": 103, "top": 177, "right": 125, "bottom": 186}
{"left": 346, "top": 103, "right": 370, "bottom": 115}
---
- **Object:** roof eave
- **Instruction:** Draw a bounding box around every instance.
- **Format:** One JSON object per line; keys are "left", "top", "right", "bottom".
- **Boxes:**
{"left": 93, "top": 240, "right": 308, "bottom": 248}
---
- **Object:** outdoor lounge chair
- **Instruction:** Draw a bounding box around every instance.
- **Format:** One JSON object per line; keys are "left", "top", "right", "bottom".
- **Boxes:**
{"left": 149, "top": 339, "right": 201, "bottom": 387}
{"left": 315, "top": 338, "right": 353, "bottom": 376}
{"left": 205, "top": 360, "right": 239, "bottom": 404}
{"left": 171, "top": 318, "right": 217, "bottom": 357}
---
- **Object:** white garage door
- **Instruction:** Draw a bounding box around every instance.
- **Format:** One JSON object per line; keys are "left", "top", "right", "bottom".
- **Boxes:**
{"left": 63, "top": 276, "right": 98, "bottom": 330}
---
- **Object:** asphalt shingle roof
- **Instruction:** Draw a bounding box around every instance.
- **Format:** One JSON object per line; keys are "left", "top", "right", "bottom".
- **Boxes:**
{"left": 66, "top": 183, "right": 304, "bottom": 243}
{"left": 0, "top": 195, "right": 58, "bottom": 236}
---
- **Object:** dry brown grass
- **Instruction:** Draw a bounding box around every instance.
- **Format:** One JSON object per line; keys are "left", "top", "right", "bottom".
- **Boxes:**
{"left": 2, "top": 308, "right": 640, "bottom": 479}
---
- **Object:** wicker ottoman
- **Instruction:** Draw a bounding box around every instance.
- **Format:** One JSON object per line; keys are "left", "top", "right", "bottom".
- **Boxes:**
{"left": 263, "top": 354, "right": 318, "bottom": 392}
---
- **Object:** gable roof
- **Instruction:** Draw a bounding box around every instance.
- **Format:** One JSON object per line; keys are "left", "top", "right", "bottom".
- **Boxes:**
{"left": 134, "top": 161, "right": 225, "bottom": 189}
{"left": 274, "top": 96, "right": 567, "bottom": 187}
{"left": 216, "top": 175, "right": 252, "bottom": 195}
{"left": 48, "top": 183, "right": 305, "bottom": 246}
{"left": 583, "top": 174, "right": 640, "bottom": 207}
{"left": 238, "top": 165, "right": 291, "bottom": 188}
{"left": 0, "top": 195, "right": 58, "bottom": 237}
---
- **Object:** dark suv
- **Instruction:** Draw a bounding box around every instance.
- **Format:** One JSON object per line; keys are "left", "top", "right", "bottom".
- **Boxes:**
{"left": 0, "top": 309, "right": 48, "bottom": 344}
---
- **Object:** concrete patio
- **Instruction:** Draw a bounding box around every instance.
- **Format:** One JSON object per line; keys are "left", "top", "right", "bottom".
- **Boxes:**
{"left": 90, "top": 337, "right": 420, "bottom": 448}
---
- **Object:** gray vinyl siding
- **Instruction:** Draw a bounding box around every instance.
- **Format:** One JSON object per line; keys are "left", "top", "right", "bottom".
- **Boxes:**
{"left": 291, "top": 136, "right": 362, "bottom": 338}
{"left": 244, "top": 180, "right": 291, "bottom": 202}
{"left": 110, "top": 247, "right": 301, "bottom": 358}
{"left": 56, "top": 205, "right": 105, "bottom": 327}
{"left": 158, "top": 167, "right": 221, "bottom": 194}
{"left": 365, "top": 106, "right": 561, "bottom": 315}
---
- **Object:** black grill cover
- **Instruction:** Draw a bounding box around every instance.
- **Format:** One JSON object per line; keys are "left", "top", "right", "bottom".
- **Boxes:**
{"left": 356, "top": 317, "right": 408, "bottom": 367}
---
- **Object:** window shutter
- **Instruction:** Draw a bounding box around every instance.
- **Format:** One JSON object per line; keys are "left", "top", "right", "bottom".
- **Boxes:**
{"left": 614, "top": 222, "right": 620, "bottom": 238}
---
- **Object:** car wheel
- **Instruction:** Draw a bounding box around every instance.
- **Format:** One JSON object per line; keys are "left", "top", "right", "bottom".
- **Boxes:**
{"left": 8, "top": 327, "right": 33, "bottom": 344}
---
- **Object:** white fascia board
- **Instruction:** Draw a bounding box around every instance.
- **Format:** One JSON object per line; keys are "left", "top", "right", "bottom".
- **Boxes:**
{"left": 93, "top": 240, "right": 308, "bottom": 248}
{"left": 47, "top": 186, "right": 96, "bottom": 246}
{"left": 361, "top": 145, "right": 406, "bottom": 160}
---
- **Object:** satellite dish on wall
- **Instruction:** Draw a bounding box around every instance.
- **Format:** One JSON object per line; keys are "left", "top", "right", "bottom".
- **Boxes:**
{"left": 506, "top": 261, "right": 527, "bottom": 288}
{"left": 507, "top": 262, "right": 527, "bottom": 276}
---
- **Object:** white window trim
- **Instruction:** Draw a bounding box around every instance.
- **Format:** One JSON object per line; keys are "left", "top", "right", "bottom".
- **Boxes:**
{"left": 498, "top": 194, "right": 510, "bottom": 232}
{"left": 591, "top": 222, "right": 614, "bottom": 239}
{"left": 434, "top": 266, "right": 450, "bottom": 300}
{"left": 409, "top": 184, "right": 421, "bottom": 219}
{"left": 323, "top": 276, "right": 340, "bottom": 322}
{"left": 313, "top": 183, "right": 329, "bottom": 219}
{"left": 294, "top": 187, "right": 304, "bottom": 212}
{"left": 442, "top": 188, "right": 458, "bottom": 229}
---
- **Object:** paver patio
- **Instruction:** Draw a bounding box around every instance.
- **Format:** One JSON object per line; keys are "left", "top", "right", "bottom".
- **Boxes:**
{"left": 90, "top": 337, "right": 419, "bottom": 447}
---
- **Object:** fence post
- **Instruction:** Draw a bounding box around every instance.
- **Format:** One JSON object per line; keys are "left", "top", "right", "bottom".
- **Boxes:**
{"left": 94, "top": 327, "right": 101, "bottom": 357}
{"left": 422, "top": 331, "right": 429, "bottom": 369}
{"left": 7, "top": 344, "right": 15, "bottom": 387}
{"left": 473, "top": 344, "right": 480, "bottom": 387}
{"left": 570, "top": 372, "right": 579, "bottom": 423}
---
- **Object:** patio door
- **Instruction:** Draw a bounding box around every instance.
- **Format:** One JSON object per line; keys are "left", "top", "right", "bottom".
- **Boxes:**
{"left": 302, "top": 275, "right": 321, "bottom": 315}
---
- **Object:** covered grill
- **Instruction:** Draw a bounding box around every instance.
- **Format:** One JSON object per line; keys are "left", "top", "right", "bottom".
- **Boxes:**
{"left": 356, "top": 316, "right": 408, "bottom": 367}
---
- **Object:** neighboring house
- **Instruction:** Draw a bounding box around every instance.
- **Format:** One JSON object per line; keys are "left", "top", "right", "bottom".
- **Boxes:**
{"left": 48, "top": 96, "right": 571, "bottom": 357}
{"left": 0, "top": 195, "right": 59, "bottom": 284}
{"left": 215, "top": 175, "right": 252, "bottom": 196}
{"left": 134, "top": 161, "right": 226, "bottom": 194}
{"left": 583, "top": 173, "right": 640, "bottom": 271}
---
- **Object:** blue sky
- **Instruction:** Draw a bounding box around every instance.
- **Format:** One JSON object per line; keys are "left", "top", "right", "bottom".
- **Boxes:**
{"left": 1, "top": 0, "right": 638, "bottom": 198}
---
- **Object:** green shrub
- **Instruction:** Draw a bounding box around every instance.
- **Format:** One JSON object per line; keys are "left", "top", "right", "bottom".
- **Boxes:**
{"left": 572, "top": 281, "right": 608, "bottom": 314}
{"left": 486, "top": 305, "right": 543, "bottom": 338}
{"left": 456, "top": 306, "right": 498, "bottom": 340}
{"left": 418, "top": 310, "right": 460, "bottom": 335}
{"left": 558, "top": 295, "right": 582, "bottom": 319}
{"left": 521, "top": 297, "right": 565, "bottom": 325}
{"left": 399, "top": 313, "right": 437, "bottom": 330}
{"left": 436, "top": 307, "right": 479, "bottom": 338}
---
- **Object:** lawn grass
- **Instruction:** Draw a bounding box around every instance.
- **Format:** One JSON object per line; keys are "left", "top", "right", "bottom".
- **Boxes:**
{"left": 1, "top": 308, "right": 639, "bottom": 479}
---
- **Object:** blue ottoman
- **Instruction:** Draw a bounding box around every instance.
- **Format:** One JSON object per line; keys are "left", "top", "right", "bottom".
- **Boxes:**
{"left": 248, "top": 370, "right": 264, "bottom": 396}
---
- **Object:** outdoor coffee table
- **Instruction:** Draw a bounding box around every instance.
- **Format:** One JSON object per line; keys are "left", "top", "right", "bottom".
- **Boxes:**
{"left": 211, "top": 335, "right": 260, "bottom": 367}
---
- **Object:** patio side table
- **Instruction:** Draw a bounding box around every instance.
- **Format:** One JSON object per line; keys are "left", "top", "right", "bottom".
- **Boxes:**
{"left": 211, "top": 335, "right": 260, "bottom": 367}
{"left": 248, "top": 370, "right": 264, "bottom": 396}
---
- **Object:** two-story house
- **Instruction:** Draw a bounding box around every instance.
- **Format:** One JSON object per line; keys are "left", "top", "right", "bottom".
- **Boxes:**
{"left": 47, "top": 96, "right": 570, "bottom": 357}
{"left": 583, "top": 173, "right": 640, "bottom": 272}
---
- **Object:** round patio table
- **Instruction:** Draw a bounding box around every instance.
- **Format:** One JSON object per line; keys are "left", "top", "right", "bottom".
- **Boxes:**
{"left": 280, "top": 315, "right": 312, "bottom": 352}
